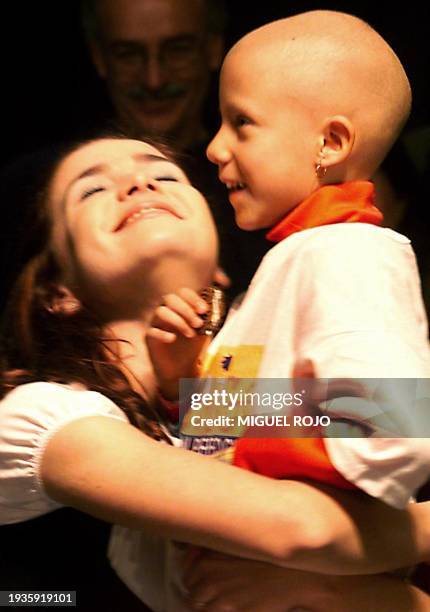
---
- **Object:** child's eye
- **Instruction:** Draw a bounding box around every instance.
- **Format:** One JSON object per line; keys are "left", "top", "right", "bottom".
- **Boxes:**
{"left": 80, "top": 186, "right": 106, "bottom": 201}
{"left": 235, "top": 115, "right": 251, "bottom": 128}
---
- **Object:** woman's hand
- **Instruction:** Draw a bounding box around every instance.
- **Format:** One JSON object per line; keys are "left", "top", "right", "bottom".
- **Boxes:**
{"left": 146, "top": 288, "right": 210, "bottom": 399}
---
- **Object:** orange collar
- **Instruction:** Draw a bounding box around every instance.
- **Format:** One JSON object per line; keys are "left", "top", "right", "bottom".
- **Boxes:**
{"left": 266, "top": 181, "right": 382, "bottom": 243}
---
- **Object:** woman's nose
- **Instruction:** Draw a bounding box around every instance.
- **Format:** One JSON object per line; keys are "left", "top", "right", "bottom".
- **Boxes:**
{"left": 118, "top": 172, "right": 157, "bottom": 200}
{"left": 206, "top": 128, "right": 231, "bottom": 166}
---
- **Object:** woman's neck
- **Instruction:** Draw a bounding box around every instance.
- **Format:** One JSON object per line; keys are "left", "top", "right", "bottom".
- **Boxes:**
{"left": 104, "top": 317, "right": 157, "bottom": 401}
{"left": 98, "top": 263, "right": 215, "bottom": 397}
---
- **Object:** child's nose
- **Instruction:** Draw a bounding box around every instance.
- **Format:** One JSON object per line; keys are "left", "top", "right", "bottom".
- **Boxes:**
{"left": 206, "top": 129, "right": 231, "bottom": 166}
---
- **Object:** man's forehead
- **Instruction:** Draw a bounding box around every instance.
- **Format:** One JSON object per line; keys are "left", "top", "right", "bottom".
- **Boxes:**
{"left": 98, "top": 0, "right": 207, "bottom": 39}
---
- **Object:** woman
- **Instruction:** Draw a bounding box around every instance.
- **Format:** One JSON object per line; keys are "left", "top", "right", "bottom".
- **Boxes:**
{"left": 1, "top": 135, "right": 429, "bottom": 611}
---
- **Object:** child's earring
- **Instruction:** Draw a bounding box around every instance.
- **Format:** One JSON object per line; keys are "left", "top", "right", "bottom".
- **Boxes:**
{"left": 315, "top": 151, "right": 327, "bottom": 179}
{"left": 315, "top": 162, "right": 327, "bottom": 179}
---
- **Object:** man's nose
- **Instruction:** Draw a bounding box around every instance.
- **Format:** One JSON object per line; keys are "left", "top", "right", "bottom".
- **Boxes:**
{"left": 143, "top": 53, "right": 166, "bottom": 90}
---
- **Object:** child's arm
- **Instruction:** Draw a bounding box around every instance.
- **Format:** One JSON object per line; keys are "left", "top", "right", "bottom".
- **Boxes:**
{"left": 146, "top": 287, "right": 210, "bottom": 399}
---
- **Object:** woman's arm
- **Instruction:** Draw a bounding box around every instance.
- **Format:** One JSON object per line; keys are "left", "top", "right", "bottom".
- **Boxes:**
{"left": 41, "top": 415, "right": 430, "bottom": 574}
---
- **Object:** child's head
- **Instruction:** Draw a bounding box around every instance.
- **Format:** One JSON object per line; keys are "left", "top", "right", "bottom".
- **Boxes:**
{"left": 207, "top": 10, "right": 411, "bottom": 230}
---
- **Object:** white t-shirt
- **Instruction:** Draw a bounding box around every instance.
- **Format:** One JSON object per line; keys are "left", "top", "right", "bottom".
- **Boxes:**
{"left": 193, "top": 223, "right": 430, "bottom": 508}
{"left": 0, "top": 381, "right": 171, "bottom": 610}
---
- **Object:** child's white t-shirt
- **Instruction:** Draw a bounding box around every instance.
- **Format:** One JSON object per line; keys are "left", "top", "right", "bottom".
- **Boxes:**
{"left": 192, "top": 223, "right": 430, "bottom": 508}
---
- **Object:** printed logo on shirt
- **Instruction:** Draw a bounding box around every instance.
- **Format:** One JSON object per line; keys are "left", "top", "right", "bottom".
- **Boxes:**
{"left": 200, "top": 345, "right": 264, "bottom": 378}
{"left": 182, "top": 435, "right": 236, "bottom": 455}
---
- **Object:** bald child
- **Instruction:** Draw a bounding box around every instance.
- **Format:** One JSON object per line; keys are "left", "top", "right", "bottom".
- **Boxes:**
{"left": 150, "top": 11, "right": 430, "bottom": 509}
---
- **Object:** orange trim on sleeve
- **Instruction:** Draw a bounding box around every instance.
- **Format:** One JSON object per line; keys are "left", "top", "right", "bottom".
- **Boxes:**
{"left": 233, "top": 437, "right": 358, "bottom": 489}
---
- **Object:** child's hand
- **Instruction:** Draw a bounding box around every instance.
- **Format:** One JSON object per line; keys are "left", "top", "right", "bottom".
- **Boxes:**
{"left": 146, "top": 288, "right": 210, "bottom": 400}
{"left": 213, "top": 266, "right": 231, "bottom": 290}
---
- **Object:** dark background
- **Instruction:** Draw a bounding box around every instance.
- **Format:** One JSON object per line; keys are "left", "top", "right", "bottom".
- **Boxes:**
{"left": 0, "top": 3, "right": 429, "bottom": 608}
{"left": 1, "top": 1, "right": 429, "bottom": 168}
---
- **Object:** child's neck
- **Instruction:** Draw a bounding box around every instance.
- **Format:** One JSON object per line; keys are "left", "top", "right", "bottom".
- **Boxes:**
{"left": 266, "top": 181, "right": 381, "bottom": 242}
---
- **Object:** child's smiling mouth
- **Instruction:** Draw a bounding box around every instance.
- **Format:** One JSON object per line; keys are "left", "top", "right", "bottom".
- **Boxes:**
{"left": 226, "top": 181, "right": 246, "bottom": 193}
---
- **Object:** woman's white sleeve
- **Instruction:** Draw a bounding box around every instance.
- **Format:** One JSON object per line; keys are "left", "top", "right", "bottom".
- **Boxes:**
{"left": 0, "top": 382, "right": 128, "bottom": 525}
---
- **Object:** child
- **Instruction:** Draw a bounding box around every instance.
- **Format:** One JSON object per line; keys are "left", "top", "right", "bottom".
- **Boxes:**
{"left": 147, "top": 10, "right": 430, "bottom": 509}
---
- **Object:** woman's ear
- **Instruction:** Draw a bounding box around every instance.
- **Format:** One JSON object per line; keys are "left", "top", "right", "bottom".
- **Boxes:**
{"left": 318, "top": 115, "right": 355, "bottom": 169}
{"left": 46, "top": 285, "right": 82, "bottom": 316}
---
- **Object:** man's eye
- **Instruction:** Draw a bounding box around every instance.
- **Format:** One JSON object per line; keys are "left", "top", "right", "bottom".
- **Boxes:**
{"left": 111, "top": 46, "right": 141, "bottom": 62}
{"left": 80, "top": 186, "right": 106, "bottom": 201}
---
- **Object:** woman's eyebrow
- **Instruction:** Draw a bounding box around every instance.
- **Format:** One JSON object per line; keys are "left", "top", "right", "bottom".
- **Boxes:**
{"left": 133, "top": 153, "right": 171, "bottom": 164}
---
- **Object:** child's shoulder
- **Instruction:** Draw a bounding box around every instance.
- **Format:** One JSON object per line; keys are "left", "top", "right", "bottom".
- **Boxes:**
{"left": 277, "top": 223, "right": 410, "bottom": 254}
{"left": 260, "top": 224, "right": 412, "bottom": 279}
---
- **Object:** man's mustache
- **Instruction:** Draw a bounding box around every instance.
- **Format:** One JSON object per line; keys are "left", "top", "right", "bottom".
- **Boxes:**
{"left": 126, "top": 82, "right": 188, "bottom": 101}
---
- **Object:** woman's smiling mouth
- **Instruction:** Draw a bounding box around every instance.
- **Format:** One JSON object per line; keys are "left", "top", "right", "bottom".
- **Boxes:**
{"left": 115, "top": 202, "right": 184, "bottom": 231}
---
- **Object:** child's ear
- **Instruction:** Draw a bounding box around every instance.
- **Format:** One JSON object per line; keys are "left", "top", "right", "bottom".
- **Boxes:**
{"left": 318, "top": 116, "right": 355, "bottom": 168}
{"left": 46, "top": 285, "right": 82, "bottom": 317}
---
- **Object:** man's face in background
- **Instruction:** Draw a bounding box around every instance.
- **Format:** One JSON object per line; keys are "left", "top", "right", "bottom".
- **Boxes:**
{"left": 89, "top": 0, "right": 224, "bottom": 148}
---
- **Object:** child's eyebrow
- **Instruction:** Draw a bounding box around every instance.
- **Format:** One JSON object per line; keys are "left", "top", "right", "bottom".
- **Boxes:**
{"left": 222, "top": 100, "right": 257, "bottom": 121}
{"left": 222, "top": 101, "right": 242, "bottom": 115}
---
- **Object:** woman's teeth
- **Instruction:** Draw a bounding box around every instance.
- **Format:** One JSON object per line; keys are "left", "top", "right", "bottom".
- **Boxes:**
{"left": 125, "top": 207, "right": 166, "bottom": 226}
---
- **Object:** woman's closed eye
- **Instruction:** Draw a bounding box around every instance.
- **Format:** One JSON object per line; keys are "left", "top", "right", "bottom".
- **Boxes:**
{"left": 80, "top": 186, "right": 106, "bottom": 201}
{"left": 156, "top": 176, "right": 179, "bottom": 182}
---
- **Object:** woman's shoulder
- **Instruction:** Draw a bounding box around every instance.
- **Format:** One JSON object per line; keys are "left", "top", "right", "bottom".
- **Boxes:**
{"left": 1, "top": 381, "right": 128, "bottom": 422}
{"left": 0, "top": 381, "right": 128, "bottom": 525}
{"left": 0, "top": 380, "right": 129, "bottom": 453}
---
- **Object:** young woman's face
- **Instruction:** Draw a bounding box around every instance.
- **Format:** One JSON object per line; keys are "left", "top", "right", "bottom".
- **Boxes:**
{"left": 49, "top": 138, "right": 218, "bottom": 305}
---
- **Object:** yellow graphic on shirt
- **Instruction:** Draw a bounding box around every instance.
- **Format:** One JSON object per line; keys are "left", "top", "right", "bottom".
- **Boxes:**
{"left": 181, "top": 345, "right": 264, "bottom": 437}
{"left": 200, "top": 345, "right": 263, "bottom": 378}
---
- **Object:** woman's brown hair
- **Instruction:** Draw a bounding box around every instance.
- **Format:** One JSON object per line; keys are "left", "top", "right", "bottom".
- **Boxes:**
{"left": 0, "top": 135, "right": 182, "bottom": 441}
